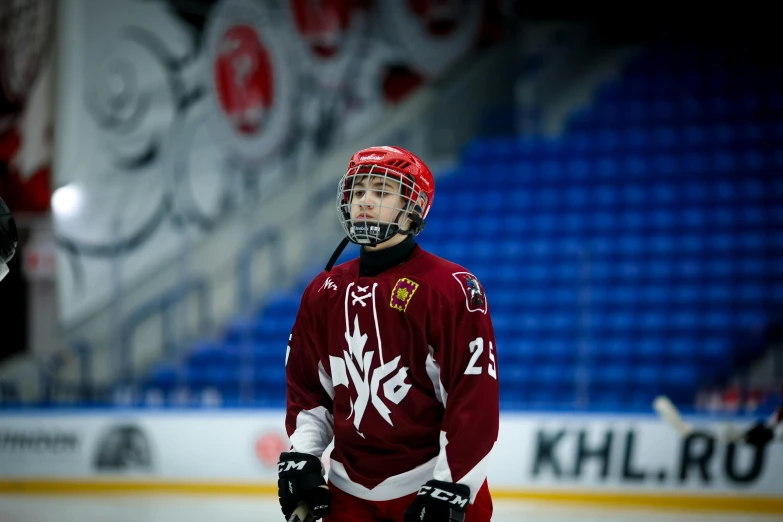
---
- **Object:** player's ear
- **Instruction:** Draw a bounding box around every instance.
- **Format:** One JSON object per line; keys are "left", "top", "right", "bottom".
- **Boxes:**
{"left": 412, "top": 194, "right": 427, "bottom": 216}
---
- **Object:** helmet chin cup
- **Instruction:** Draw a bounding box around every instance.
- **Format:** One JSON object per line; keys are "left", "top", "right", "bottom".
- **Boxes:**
{"left": 349, "top": 221, "right": 400, "bottom": 245}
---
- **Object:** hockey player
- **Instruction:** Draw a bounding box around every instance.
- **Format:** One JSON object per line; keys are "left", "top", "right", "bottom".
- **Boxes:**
{"left": 0, "top": 196, "right": 18, "bottom": 282}
{"left": 279, "top": 146, "right": 498, "bottom": 522}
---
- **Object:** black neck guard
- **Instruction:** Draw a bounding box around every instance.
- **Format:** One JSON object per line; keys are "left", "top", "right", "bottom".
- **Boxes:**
{"left": 359, "top": 236, "right": 416, "bottom": 276}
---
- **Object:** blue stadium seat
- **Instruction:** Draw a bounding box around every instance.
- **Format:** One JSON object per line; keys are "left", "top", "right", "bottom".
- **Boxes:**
{"left": 502, "top": 365, "right": 534, "bottom": 390}
{"left": 594, "top": 338, "right": 632, "bottom": 362}
{"left": 639, "top": 284, "right": 669, "bottom": 304}
{"left": 223, "top": 317, "right": 255, "bottom": 345}
{"left": 636, "top": 337, "right": 664, "bottom": 360}
{"left": 702, "top": 337, "right": 731, "bottom": 362}
{"left": 663, "top": 364, "right": 700, "bottom": 394}
{"left": 703, "top": 310, "right": 733, "bottom": 332}
{"left": 187, "top": 341, "right": 238, "bottom": 368}
{"left": 146, "top": 364, "right": 181, "bottom": 392}
{"left": 591, "top": 365, "right": 630, "bottom": 395}
{"left": 666, "top": 337, "right": 698, "bottom": 361}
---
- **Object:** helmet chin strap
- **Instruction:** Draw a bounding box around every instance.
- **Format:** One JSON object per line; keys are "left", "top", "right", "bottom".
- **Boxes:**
{"left": 325, "top": 237, "right": 350, "bottom": 272}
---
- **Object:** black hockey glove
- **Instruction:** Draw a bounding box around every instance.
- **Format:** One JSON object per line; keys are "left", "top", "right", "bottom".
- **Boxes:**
{"left": 404, "top": 479, "right": 470, "bottom": 522}
{"left": 278, "top": 451, "right": 331, "bottom": 520}
{"left": 743, "top": 421, "right": 774, "bottom": 447}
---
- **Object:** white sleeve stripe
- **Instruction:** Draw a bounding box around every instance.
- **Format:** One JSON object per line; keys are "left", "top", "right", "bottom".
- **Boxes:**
{"left": 440, "top": 378, "right": 448, "bottom": 407}
{"left": 433, "top": 430, "right": 492, "bottom": 504}
{"left": 290, "top": 406, "right": 334, "bottom": 458}
{"left": 433, "top": 430, "right": 452, "bottom": 482}
{"left": 318, "top": 361, "right": 334, "bottom": 400}
{"left": 425, "top": 346, "right": 448, "bottom": 406}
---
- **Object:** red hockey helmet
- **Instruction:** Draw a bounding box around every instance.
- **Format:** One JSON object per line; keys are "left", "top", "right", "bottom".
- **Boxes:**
{"left": 337, "top": 145, "right": 435, "bottom": 245}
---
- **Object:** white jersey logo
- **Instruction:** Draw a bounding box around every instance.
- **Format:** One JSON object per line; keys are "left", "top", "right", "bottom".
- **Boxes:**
{"left": 319, "top": 277, "right": 338, "bottom": 292}
{"left": 329, "top": 282, "right": 411, "bottom": 434}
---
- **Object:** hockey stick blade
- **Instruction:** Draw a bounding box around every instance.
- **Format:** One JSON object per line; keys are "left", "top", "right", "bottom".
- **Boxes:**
{"left": 653, "top": 396, "right": 750, "bottom": 443}
{"left": 653, "top": 395, "right": 694, "bottom": 436}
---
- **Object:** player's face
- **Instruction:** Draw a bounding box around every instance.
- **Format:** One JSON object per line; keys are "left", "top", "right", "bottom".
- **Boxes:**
{"left": 349, "top": 175, "right": 406, "bottom": 227}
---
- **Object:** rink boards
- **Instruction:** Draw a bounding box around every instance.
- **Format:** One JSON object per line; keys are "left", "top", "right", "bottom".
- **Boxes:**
{"left": 0, "top": 410, "right": 780, "bottom": 514}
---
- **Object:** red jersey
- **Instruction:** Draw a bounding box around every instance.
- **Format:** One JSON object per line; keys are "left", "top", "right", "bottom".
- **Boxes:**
{"left": 285, "top": 241, "right": 499, "bottom": 503}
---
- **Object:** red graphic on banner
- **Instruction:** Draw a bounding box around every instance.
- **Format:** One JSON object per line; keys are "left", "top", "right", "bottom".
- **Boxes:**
{"left": 0, "top": 0, "right": 53, "bottom": 214}
{"left": 213, "top": 25, "right": 274, "bottom": 136}
{"left": 290, "top": 0, "right": 359, "bottom": 59}
{"left": 255, "top": 431, "right": 289, "bottom": 468}
{"left": 406, "top": 0, "right": 461, "bottom": 36}
{"left": 0, "top": 128, "right": 51, "bottom": 213}
{"left": 382, "top": 66, "right": 424, "bottom": 105}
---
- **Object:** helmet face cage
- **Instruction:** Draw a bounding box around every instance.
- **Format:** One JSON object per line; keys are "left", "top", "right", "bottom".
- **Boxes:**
{"left": 337, "top": 164, "right": 429, "bottom": 246}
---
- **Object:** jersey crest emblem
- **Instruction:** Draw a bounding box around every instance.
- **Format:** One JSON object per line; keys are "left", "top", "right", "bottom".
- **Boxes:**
{"left": 330, "top": 282, "right": 412, "bottom": 435}
{"left": 390, "top": 278, "right": 419, "bottom": 312}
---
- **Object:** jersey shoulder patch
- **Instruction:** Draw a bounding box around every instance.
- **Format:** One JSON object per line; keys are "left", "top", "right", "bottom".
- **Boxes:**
{"left": 451, "top": 271, "right": 488, "bottom": 313}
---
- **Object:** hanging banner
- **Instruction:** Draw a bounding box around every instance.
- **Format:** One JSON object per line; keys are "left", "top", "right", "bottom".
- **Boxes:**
{"left": 52, "top": 0, "right": 493, "bottom": 326}
{"left": 0, "top": 0, "right": 55, "bottom": 214}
